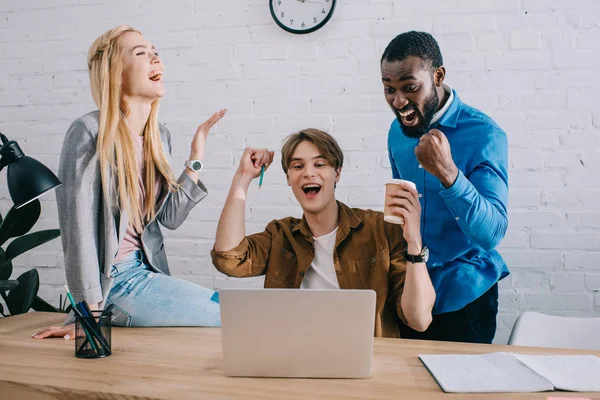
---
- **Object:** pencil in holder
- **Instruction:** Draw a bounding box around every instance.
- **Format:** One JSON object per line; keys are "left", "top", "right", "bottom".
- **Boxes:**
{"left": 75, "top": 310, "right": 112, "bottom": 358}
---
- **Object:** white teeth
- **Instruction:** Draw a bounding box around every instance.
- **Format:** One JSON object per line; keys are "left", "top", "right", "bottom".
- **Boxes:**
{"left": 399, "top": 109, "right": 414, "bottom": 117}
{"left": 302, "top": 184, "right": 321, "bottom": 189}
{"left": 148, "top": 70, "right": 163, "bottom": 79}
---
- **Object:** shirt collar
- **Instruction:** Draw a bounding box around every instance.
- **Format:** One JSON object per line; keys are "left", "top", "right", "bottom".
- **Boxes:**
{"left": 429, "top": 83, "right": 462, "bottom": 129}
{"left": 430, "top": 83, "right": 454, "bottom": 125}
{"left": 292, "top": 201, "right": 362, "bottom": 240}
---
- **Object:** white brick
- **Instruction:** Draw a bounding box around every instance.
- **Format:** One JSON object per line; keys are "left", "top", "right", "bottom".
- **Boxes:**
{"left": 581, "top": 151, "right": 600, "bottom": 169}
{"left": 433, "top": 14, "right": 496, "bottom": 34}
{"left": 565, "top": 252, "right": 600, "bottom": 270}
{"left": 153, "top": 32, "right": 197, "bottom": 50}
{"left": 500, "top": 250, "right": 564, "bottom": 269}
{"left": 566, "top": 213, "right": 600, "bottom": 229}
{"left": 565, "top": 169, "right": 600, "bottom": 189}
{"left": 474, "top": 33, "right": 505, "bottom": 52}
{"left": 444, "top": 52, "right": 485, "bottom": 71}
{"left": 457, "top": 0, "right": 519, "bottom": 13}
{"left": 507, "top": 188, "right": 540, "bottom": 208}
{"left": 567, "top": 88, "right": 597, "bottom": 111}
{"left": 341, "top": 3, "right": 394, "bottom": 20}
{"left": 499, "top": 228, "right": 530, "bottom": 248}
{"left": 560, "top": 130, "right": 600, "bottom": 149}
{"left": 0, "top": 90, "right": 29, "bottom": 106}
{"left": 486, "top": 51, "right": 552, "bottom": 71}
{"left": 498, "top": 290, "right": 521, "bottom": 311}
{"left": 243, "top": 61, "right": 298, "bottom": 79}
{"left": 524, "top": 114, "right": 590, "bottom": 130}
{"left": 531, "top": 232, "right": 600, "bottom": 250}
{"left": 509, "top": 31, "right": 541, "bottom": 50}
{"left": 523, "top": 0, "right": 573, "bottom": 10}
{"left": 510, "top": 171, "right": 563, "bottom": 189}
{"left": 509, "top": 150, "right": 544, "bottom": 170}
{"left": 553, "top": 51, "right": 600, "bottom": 69}
{"left": 392, "top": 0, "right": 456, "bottom": 17}
{"left": 512, "top": 270, "right": 550, "bottom": 292}
{"left": 550, "top": 272, "right": 586, "bottom": 293}
{"left": 543, "top": 150, "right": 584, "bottom": 168}
{"left": 300, "top": 59, "right": 359, "bottom": 77}
{"left": 585, "top": 275, "right": 600, "bottom": 292}
{"left": 542, "top": 190, "right": 600, "bottom": 211}
{"left": 508, "top": 211, "right": 566, "bottom": 229}
{"left": 523, "top": 293, "right": 592, "bottom": 311}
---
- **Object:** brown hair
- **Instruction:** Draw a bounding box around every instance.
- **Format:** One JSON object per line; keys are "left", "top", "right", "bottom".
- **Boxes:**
{"left": 281, "top": 128, "right": 344, "bottom": 175}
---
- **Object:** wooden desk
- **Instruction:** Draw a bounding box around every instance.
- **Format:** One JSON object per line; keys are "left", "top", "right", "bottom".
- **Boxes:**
{"left": 1, "top": 312, "right": 598, "bottom": 400}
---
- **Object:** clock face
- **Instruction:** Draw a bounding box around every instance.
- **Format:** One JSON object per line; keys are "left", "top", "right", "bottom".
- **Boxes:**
{"left": 270, "top": 0, "right": 336, "bottom": 34}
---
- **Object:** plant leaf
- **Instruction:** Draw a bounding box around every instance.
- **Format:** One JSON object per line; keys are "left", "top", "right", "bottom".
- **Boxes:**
{"left": 0, "top": 200, "right": 41, "bottom": 247}
{"left": 4, "top": 230, "right": 61, "bottom": 263}
{"left": 0, "top": 280, "right": 18, "bottom": 292}
{"left": 31, "top": 295, "right": 58, "bottom": 312}
{"left": 0, "top": 248, "right": 12, "bottom": 281}
{"left": 6, "top": 269, "right": 39, "bottom": 315}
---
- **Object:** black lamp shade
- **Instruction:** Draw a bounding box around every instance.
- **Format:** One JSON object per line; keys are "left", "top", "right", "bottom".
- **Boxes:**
{"left": 7, "top": 155, "right": 61, "bottom": 209}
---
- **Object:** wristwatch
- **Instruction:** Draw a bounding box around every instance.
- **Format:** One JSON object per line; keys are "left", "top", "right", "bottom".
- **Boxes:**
{"left": 404, "top": 246, "right": 429, "bottom": 263}
{"left": 185, "top": 159, "right": 204, "bottom": 172}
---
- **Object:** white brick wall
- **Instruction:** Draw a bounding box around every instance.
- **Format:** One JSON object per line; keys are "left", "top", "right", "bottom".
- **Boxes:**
{"left": 1, "top": 0, "right": 599, "bottom": 343}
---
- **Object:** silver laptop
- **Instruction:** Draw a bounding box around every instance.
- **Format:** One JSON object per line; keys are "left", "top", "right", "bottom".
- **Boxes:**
{"left": 219, "top": 288, "right": 376, "bottom": 378}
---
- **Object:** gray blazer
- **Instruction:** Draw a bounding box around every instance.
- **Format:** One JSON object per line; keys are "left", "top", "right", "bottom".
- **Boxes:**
{"left": 57, "top": 111, "right": 208, "bottom": 306}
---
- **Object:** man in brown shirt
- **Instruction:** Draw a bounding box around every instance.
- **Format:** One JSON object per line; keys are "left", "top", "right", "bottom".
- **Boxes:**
{"left": 211, "top": 129, "right": 435, "bottom": 338}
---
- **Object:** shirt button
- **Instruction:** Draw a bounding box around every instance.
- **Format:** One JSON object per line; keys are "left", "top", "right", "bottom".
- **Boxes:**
{"left": 299, "top": 271, "right": 305, "bottom": 277}
{"left": 418, "top": 164, "right": 423, "bottom": 169}
{"left": 371, "top": 258, "right": 376, "bottom": 265}
{"left": 418, "top": 194, "right": 422, "bottom": 198}
{"left": 281, "top": 248, "right": 286, "bottom": 253}
{"left": 455, "top": 217, "right": 460, "bottom": 221}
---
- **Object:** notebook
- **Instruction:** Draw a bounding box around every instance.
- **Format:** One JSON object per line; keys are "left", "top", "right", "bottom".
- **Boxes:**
{"left": 419, "top": 352, "right": 600, "bottom": 393}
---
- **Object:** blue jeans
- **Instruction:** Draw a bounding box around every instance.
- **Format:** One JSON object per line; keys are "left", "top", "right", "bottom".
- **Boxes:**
{"left": 106, "top": 250, "right": 221, "bottom": 327}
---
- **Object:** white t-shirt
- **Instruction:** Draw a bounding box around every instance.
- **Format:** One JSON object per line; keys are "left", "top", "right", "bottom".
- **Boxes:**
{"left": 300, "top": 227, "right": 340, "bottom": 290}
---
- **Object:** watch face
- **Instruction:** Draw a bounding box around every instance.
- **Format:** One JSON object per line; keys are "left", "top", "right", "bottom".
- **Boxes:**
{"left": 422, "top": 246, "right": 429, "bottom": 262}
{"left": 270, "top": 0, "right": 336, "bottom": 34}
{"left": 192, "top": 161, "right": 202, "bottom": 171}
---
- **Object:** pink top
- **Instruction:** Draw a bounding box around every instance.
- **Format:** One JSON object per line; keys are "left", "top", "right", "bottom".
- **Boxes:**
{"left": 114, "top": 134, "right": 162, "bottom": 262}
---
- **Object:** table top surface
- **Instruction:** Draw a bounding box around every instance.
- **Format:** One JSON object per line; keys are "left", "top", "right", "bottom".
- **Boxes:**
{"left": 1, "top": 312, "right": 599, "bottom": 400}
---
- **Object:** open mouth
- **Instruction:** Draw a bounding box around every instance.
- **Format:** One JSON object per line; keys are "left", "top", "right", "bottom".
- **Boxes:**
{"left": 397, "top": 107, "right": 420, "bottom": 127}
{"left": 302, "top": 184, "right": 322, "bottom": 198}
{"left": 148, "top": 70, "right": 163, "bottom": 82}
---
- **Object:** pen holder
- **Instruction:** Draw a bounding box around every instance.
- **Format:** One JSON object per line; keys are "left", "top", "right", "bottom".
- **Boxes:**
{"left": 75, "top": 310, "right": 112, "bottom": 358}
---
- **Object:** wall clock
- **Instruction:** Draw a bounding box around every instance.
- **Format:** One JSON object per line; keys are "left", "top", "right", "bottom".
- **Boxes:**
{"left": 269, "top": 0, "right": 336, "bottom": 34}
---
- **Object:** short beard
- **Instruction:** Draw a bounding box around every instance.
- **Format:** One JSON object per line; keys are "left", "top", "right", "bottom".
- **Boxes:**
{"left": 397, "top": 85, "right": 439, "bottom": 139}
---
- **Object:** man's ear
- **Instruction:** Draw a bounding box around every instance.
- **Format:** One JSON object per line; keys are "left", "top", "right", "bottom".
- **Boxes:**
{"left": 335, "top": 167, "right": 341, "bottom": 184}
{"left": 434, "top": 66, "right": 446, "bottom": 87}
{"left": 286, "top": 172, "right": 291, "bottom": 186}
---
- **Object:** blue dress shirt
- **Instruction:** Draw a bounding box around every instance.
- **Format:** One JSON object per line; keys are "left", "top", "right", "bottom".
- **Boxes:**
{"left": 387, "top": 89, "right": 510, "bottom": 314}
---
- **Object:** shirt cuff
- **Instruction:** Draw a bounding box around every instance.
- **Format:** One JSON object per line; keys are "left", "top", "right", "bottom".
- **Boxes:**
{"left": 211, "top": 238, "right": 250, "bottom": 260}
{"left": 439, "top": 169, "right": 469, "bottom": 201}
{"left": 177, "top": 171, "right": 209, "bottom": 204}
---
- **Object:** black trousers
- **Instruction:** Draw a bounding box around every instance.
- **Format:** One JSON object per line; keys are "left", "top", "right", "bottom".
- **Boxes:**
{"left": 398, "top": 283, "right": 499, "bottom": 344}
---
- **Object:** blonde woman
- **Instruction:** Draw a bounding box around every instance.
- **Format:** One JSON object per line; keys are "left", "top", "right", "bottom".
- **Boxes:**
{"left": 34, "top": 25, "right": 223, "bottom": 339}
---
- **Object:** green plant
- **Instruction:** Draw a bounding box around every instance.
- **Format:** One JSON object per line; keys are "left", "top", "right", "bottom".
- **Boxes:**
{"left": 0, "top": 199, "right": 60, "bottom": 317}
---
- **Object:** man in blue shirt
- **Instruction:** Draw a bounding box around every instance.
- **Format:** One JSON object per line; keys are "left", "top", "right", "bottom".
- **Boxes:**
{"left": 381, "top": 31, "right": 509, "bottom": 343}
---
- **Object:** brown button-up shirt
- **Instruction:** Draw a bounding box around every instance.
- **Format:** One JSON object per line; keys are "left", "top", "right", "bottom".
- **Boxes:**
{"left": 211, "top": 201, "right": 408, "bottom": 338}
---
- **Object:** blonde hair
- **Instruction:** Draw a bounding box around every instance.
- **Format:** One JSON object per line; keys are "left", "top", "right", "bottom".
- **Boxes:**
{"left": 88, "top": 25, "right": 178, "bottom": 233}
{"left": 280, "top": 128, "right": 344, "bottom": 175}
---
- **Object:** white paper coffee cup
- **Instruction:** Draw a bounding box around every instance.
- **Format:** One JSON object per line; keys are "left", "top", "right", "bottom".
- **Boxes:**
{"left": 384, "top": 179, "right": 417, "bottom": 225}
